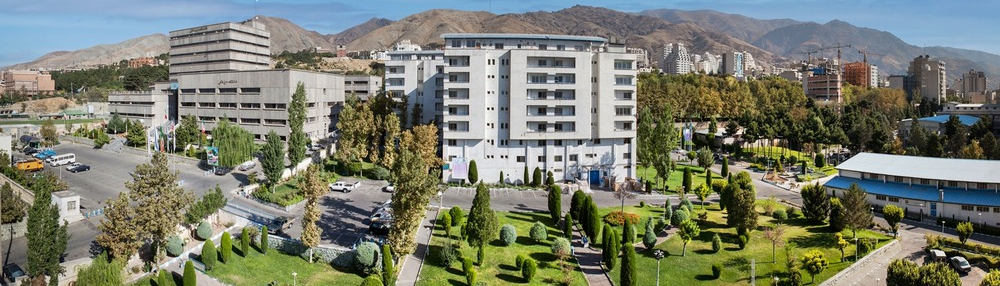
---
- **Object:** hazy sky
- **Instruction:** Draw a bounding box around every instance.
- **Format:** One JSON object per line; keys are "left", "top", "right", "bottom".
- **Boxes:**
{"left": 1, "top": 0, "right": 997, "bottom": 67}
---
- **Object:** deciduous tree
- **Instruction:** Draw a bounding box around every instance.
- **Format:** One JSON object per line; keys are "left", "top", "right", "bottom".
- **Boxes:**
{"left": 763, "top": 225, "right": 786, "bottom": 263}
{"left": 694, "top": 184, "right": 712, "bottom": 209}
{"left": 389, "top": 150, "right": 441, "bottom": 256}
{"left": 887, "top": 259, "right": 920, "bottom": 286}
{"left": 96, "top": 192, "right": 141, "bottom": 261}
{"left": 213, "top": 118, "right": 254, "bottom": 168}
{"left": 300, "top": 165, "right": 326, "bottom": 262}
{"left": 127, "top": 152, "right": 195, "bottom": 261}
{"left": 261, "top": 130, "right": 285, "bottom": 190}
{"left": 883, "top": 204, "right": 904, "bottom": 238}
{"left": 957, "top": 221, "right": 974, "bottom": 245}
{"left": 287, "top": 82, "right": 308, "bottom": 165}
{"left": 678, "top": 220, "right": 700, "bottom": 256}
{"left": 1, "top": 182, "right": 27, "bottom": 237}
{"left": 801, "top": 250, "right": 828, "bottom": 283}
{"left": 25, "top": 174, "right": 69, "bottom": 286}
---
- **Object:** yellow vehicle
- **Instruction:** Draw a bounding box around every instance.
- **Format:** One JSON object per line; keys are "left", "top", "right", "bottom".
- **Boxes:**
{"left": 15, "top": 159, "right": 44, "bottom": 172}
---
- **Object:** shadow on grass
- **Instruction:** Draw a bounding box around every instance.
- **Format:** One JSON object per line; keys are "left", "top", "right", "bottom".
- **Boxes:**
{"left": 529, "top": 251, "right": 557, "bottom": 262}
{"left": 499, "top": 263, "right": 519, "bottom": 271}
{"left": 788, "top": 232, "right": 833, "bottom": 249}
{"left": 445, "top": 265, "right": 464, "bottom": 276}
{"left": 723, "top": 256, "right": 751, "bottom": 273}
{"left": 497, "top": 273, "right": 524, "bottom": 284}
{"left": 694, "top": 249, "right": 717, "bottom": 255}
{"left": 446, "top": 278, "right": 466, "bottom": 286}
{"left": 698, "top": 219, "right": 730, "bottom": 231}
{"left": 694, "top": 274, "right": 717, "bottom": 281}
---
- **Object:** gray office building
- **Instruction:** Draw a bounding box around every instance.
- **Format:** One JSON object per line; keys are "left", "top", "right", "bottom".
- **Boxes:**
{"left": 169, "top": 19, "right": 271, "bottom": 77}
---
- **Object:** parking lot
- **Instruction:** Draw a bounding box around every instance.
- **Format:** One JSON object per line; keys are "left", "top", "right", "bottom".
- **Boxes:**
{"left": 21, "top": 143, "right": 243, "bottom": 211}
{"left": 278, "top": 178, "right": 394, "bottom": 247}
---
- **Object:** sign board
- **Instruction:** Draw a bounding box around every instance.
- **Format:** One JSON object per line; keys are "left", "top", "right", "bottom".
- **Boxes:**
{"left": 450, "top": 158, "right": 469, "bottom": 180}
{"left": 206, "top": 147, "right": 219, "bottom": 166}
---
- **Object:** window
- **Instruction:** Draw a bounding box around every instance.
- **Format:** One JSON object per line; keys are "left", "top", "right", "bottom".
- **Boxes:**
{"left": 615, "top": 77, "right": 632, "bottom": 85}
{"left": 554, "top": 140, "right": 563, "bottom": 146}
{"left": 539, "top": 44, "right": 547, "bottom": 50}
{"left": 264, "top": 103, "right": 286, "bottom": 109}
{"left": 516, "top": 156, "right": 526, "bottom": 163}
{"left": 920, "top": 179, "right": 930, "bottom": 185}
{"left": 894, "top": 176, "right": 904, "bottom": 183}
{"left": 888, "top": 197, "right": 899, "bottom": 202}
{"left": 218, "top": 88, "right": 237, "bottom": 94}
{"left": 622, "top": 122, "right": 632, "bottom": 130}
{"left": 615, "top": 107, "right": 632, "bottom": 116}
{"left": 978, "top": 206, "right": 991, "bottom": 212}
{"left": 447, "top": 140, "right": 457, "bottom": 146}
{"left": 537, "top": 59, "right": 547, "bottom": 66}
{"left": 994, "top": 207, "right": 1000, "bottom": 213}
{"left": 181, "top": 102, "right": 195, "bottom": 107}
{"left": 624, "top": 153, "right": 631, "bottom": 159}
{"left": 219, "top": 102, "right": 237, "bottom": 108}
{"left": 554, "top": 124, "right": 564, "bottom": 132}
{"left": 962, "top": 205, "right": 975, "bottom": 211}
{"left": 624, "top": 138, "right": 631, "bottom": 144}
{"left": 199, "top": 102, "right": 215, "bottom": 108}
{"left": 67, "top": 200, "right": 76, "bottom": 211}
{"left": 614, "top": 61, "right": 633, "bottom": 70}
{"left": 557, "top": 45, "right": 565, "bottom": 50}
{"left": 198, "top": 88, "right": 215, "bottom": 93}
{"left": 622, "top": 92, "right": 633, "bottom": 99}
{"left": 537, "top": 140, "right": 546, "bottom": 146}
{"left": 978, "top": 183, "right": 990, "bottom": 189}
{"left": 594, "top": 139, "right": 601, "bottom": 144}
{"left": 948, "top": 181, "right": 958, "bottom": 187}
{"left": 494, "top": 43, "right": 504, "bottom": 49}
{"left": 538, "top": 107, "right": 547, "bottom": 115}
{"left": 586, "top": 154, "right": 596, "bottom": 158}
{"left": 570, "top": 155, "right": 578, "bottom": 161}
{"left": 555, "top": 156, "right": 563, "bottom": 162}
{"left": 866, "top": 173, "right": 880, "bottom": 180}
{"left": 241, "top": 118, "right": 260, "bottom": 124}
{"left": 537, "top": 156, "right": 545, "bottom": 162}
{"left": 241, "top": 88, "right": 260, "bottom": 93}
{"left": 876, "top": 195, "right": 887, "bottom": 201}
{"left": 451, "top": 40, "right": 461, "bottom": 48}
{"left": 536, "top": 123, "right": 546, "bottom": 132}
{"left": 264, "top": 119, "right": 286, "bottom": 125}
{"left": 241, "top": 103, "right": 260, "bottom": 109}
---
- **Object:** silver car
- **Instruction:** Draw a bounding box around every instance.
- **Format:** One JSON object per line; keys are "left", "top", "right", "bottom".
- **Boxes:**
{"left": 950, "top": 256, "right": 971, "bottom": 273}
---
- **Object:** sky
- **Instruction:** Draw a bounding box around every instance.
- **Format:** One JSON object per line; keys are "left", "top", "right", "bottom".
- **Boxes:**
{"left": 1, "top": 0, "right": 998, "bottom": 68}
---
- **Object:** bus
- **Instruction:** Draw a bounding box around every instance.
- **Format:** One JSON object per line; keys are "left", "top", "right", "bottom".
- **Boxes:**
{"left": 48, "top": 153, "right": 76, "bottom": 167}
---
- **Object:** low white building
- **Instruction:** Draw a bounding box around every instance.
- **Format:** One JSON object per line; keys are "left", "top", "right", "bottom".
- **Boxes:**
{"left": 825, "top": 153, "right": 1000, "bottom": 228}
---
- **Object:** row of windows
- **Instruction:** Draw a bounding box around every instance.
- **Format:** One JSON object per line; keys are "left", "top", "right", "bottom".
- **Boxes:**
{"left": 198, "top": 116, "right": 288, "bottom": 126}
{"left": 179, "top": 87, "right": 261, "bottom": 94}
{"left": 863, "top": 173, "right": 994, "bottom": 190}
{"left": 960, "top": 205, "right": 999, "bottom": 213}
{"left": 445, "top": 138, "right": 629, "bottom": 147}
{"left": 179, "top": 102, "right": 287, "bottom": 109}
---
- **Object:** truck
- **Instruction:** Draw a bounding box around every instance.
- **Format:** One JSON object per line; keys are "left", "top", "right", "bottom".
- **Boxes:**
{"left": 15, "top": 159, "right": 44, "bottom": 172}
{"left": 328, "top": 181, "right": 361, "bottom": 193}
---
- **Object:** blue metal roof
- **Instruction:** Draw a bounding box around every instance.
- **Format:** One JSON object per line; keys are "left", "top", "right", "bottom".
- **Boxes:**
{"left": 825, "top": 176, "right": 1000, "bottom": 207}
{"left": 835, "top": 153, "right": 1000, "bottom": 184}
{"left": 918, "top": 114, "right": 980, "bottom": 126}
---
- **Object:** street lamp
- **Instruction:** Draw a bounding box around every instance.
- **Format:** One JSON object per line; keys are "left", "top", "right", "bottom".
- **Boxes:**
{"left": 292, "top": 272, "right": 297, "bottom": 286}
{"left": 854, "top": 237, "right": 859, "bottom": 261}
{"left": 438, "top": 191, "right": 444, "bottom": 210}
{"left": 653, "top": 250, "right": 665, "bottom": 286}
{"left": 941, "top": 219, "right": 946, "bottom": 234}
{"left": 876, "top": 278, "right": 880, "bottom": 285}
{"left": 980, "top": 212, "right": 983, "bottom": 229}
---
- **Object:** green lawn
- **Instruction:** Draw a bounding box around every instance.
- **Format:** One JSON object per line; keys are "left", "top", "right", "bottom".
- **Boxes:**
{"left": 254, "top": 171, "right": 338, "bottom": 206}
{"left": 418, "top": 211, "right": 588, "bottom": 286}
{"left": 604, "top": 203, "right": 892, "bottom": 285}
{"left": 0, "top": 118, "right": 101, "bottom": 125}
{"left": 207, "top": 245, "right": 364, "bottom": 286}
{"left": 637, "top": 165, "right": 724, "bottom": 194}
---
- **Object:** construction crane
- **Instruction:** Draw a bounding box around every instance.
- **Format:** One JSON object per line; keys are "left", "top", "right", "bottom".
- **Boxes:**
{"left": 856, "top": 48, "right": 885, "bottom": 65}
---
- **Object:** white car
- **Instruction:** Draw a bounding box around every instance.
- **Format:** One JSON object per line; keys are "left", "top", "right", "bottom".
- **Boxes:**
{"left": 328, "top": 181, "right": 361, "bottom": 193}
{"left": 383, "top": 183, "right": 395, "bottom": 193}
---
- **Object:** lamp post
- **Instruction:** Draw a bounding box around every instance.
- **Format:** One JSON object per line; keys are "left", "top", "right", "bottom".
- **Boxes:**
{"left": 941, "top": 219, "right": 946, "bottom": 234}
{"left": 854, "top": 237, "right": 859, "bottom": 261}
{"left": 980, "top": 212, "right": 983, "bottom": 229}
{"left": 653, "top": 250, "right": 665, "bottom": 286}
{"left": 876, "top": 278, "right": 880, "bottom": 285}
{"left": 292, "top": 272, "right": 297, "bottom": 286}
{"left": 438, "top": 191, "right": 444, "bottom": 210}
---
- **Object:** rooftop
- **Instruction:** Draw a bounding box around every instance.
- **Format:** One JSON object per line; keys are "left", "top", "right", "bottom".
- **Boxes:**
{"left": 441, "top": 33, "right": 607, "bottom": 43}
{"left": 901, "top": 114, "right": 980, "bottom": 126}
{"left": 825, "top": 176, "right": 1000, "bottom": 207}
{"left": 836, "top": 153, "right": 1000, "bottom": 184}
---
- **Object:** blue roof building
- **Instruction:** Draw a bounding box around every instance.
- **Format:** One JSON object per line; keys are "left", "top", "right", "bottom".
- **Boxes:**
{"left": 897, "top": 114, "right": 981, "bottom": 138}
{"left": 824, "top": 153, "right": 1000, "bottom": 226}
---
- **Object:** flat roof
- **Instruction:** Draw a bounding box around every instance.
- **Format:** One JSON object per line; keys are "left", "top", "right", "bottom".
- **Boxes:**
{"left": 836, "top": 153, "right": 1000, "bottom": 184}
{"left": 441, "top": 33, "right": 606, "bottom": 43}
{"left": 825, "top": 176, "right": 1000, "bottom": 207}
{"left": 903, "top": 114, "right": 980, "bottom": 125}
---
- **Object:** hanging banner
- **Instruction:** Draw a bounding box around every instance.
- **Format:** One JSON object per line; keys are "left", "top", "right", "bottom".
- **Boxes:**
{"left": 206, "top": 147, "right": 220, "bottom": 166}
{"left": 451, "top": 158, "right": 469, "bottom": 180}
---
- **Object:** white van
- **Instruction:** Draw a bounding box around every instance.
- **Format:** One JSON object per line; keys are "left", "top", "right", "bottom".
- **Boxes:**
{"left": 48, "top": 153, "right": 76, "bottom": 167}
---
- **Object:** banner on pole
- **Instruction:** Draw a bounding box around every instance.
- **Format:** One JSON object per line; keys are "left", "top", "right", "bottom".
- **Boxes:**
{"left": 450, "top": 158, "right": 468, "bottom": 180}
{"left": 206, "top": 147, "right": 220, "bottom": 166}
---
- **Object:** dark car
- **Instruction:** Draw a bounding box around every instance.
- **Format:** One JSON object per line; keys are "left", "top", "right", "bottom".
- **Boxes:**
{"left": 67, "top": 163, "right": 91, "bottom": 173}
{"left": 266, "top": 216, "right": 293, "bottom": 234}
{"left": 214, "top": 168, "right": 231, "bottom": 176}
{"left": 22, "top": 147, "right": 37, "bottom": 155}
{"left": 3, "top": 263, "right": 25, "bottom": 283}
{"left": 369, "top": 220, "right": 391, "bottom": 236}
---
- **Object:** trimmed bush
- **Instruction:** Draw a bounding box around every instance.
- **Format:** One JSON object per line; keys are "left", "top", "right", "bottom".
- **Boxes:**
{"left": 664, "top": 204, "right": 673, "bottom": 221}
{"left": 621, "top": 244, "right": 637, "bottom": 286}
{"left": 712, "top": 233, "right": 722, "bottom": 253}
{"left": 515, "top": 253, "right": 528, "bottom": 270}
{"left": 167, "top": 236, "right": 184, "bottom": 257}
{"left": 201, "top": 240, "right": 217, "bottom": 271}
{"left": 529, "top": 221, "right": 548, "bottom": 243}
{"left": 773, "top": 209, "right": 788, "bottom": 221}
{"left": 382, "top": 244, "right": 395, "bottom": 286}
{"left": 369, "top": 166, "right": 391, "bottom": 180}
{"left": 521, "top": 258, "right": 538, "bottom": 282}
{"left": 604, "top": 211, "right": 641, "bottom": 226}
{"left": 815, "top": 153, "right": 826, "bottom": 168}
{"left": 462, "top": 257, "right": 474, "bottom": 275}
{"left": 787, "top": 206, "right": 802, "bottom": 219}
{"left": 361, "top": 274, "right": 383, "bottom": 286}
{"left": 642, "top": 222, "right": 657, "bottom": 249}
{"left": 552, "top": 237, "right": 572, "bottom": 257}
{"left": 712, "top": 263, "right": 722, "bottom": 278}
{"left": 680, "top": 198, "right": 695, "bottom": 213}
{"left": 532, "top": 167, "right": 542, "bottom": 187}
{"left": 355, "top": 242, "right": 380, "bottom": 275}
{"left": 654, "top": 217, "right": 667, "bottom": 234}
{"left": 465, "top": 268, "right": 477, "bottom": 286}
{"left": 548, "top": 184, "right": 562, "bottom": 223}
{"left": 546, "top": 171, "right": 555, "bottom": 186}
{"left": 738, "top": 234, "right": 749, "bottom": 250}
{"left": 449, "top": 207, "right": 464, "bottom": 226}
{"left": 477, "top": 245, "right": 485, "bottom": 264}
{"left": 220, "top": 231, "right": 232, "bottom": 263}
{"left": 196, "top": 221, "right": 213, "bottom": 240}
{"left": 438, "top": 242, "right": 457, "bottom": 267}
{"left": 442, "top": 213, "right": 453, "bottom": 238}
{"left": 499, "top": 224, "right": 517, "bottom": 246}
{"left": 240, "top": 230, "right": 250, "bottom": 257}
{"left": 671, "top": 208, "right": 690, "bottom": 226}
{"left": 602, "top": 228, "right": 620, "bottom": 270}
{"left": 183, "top": 260, "right": 196, "bottom": 286}
{"left": 468, "top": 160, "right": 478, "bottom": 184}
{"left": 639, "top": 201, "right": 646, "bottom": 208}
{"left": 157, "top": 269, "right": 170, "bottom": 286}
{"left": 570, "top": 191, "right": 586, "bottom": 221}
{"left": 622, "top": 220, "right": 636, "bottom": 244}
{"left": 260, "top": 226, "right": 269, "bottom": 254}
{"left": 563, "top": 213, "right": 574, "bottom": 239}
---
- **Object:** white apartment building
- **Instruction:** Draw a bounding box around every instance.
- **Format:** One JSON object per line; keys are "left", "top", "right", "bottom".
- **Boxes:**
{"left": 168, "top": 19, "right": 271, "bottom": 77}
{"left": 434, "top": 33, "right": 637, "bottom": 185}
{"left": 384, "top": 51, "right": 446, "bottom": 126}
{"left": 661, "top": 43, "right": 693, "bottom": 75}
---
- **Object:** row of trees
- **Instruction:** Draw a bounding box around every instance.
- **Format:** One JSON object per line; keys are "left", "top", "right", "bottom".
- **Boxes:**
{"left": 801, "top": 182, "right": 875, "bottom": 238}
{"left": 902, "top": 115, "right": 1000, "bottom": 159}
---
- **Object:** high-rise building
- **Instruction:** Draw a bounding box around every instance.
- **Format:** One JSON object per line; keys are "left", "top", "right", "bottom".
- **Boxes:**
{"left": 843, "top": 62, "right": 876, "bottom": 88}
{"left": 402, "top": 33, "right": 638, "bottom": 184}
{"left": 694, "top": 52, "right": 721, "bottom": 75}
{"left": 801, "top": 58, "right": 842, "bottom": 103}
{"left": 661, "top": 43, "right": 693, "bottom": 74}
{"left": 384, "top": 50, "right": 446, "bottom": 127}
{"left": 907, "top": 55, "right": 947, "bottom": 104}
{"left": 168, "top": 19, "right": 271, "bottom": 77}
{"left": 722, "top": 51, "right": 745, "bottom": 77}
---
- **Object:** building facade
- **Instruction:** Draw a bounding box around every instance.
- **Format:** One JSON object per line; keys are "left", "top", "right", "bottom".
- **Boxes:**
{"left": 940, "top": 102, "right": 1000, "bottom": 135}
{"left": 722, "top": 51, "right": 745, "bottom": 78}
{"left": 661, "top": 43, "right": 692, "bottom": 75}
{"left": 428, "top": 33, "right": 637, "bottom": 184}
{"left": 843, "top": 62, "right": 878, "bottom": 88}
{"left": 1, "top": 70, "right": 56, "bottom": 96}
{"left": 168, "top": 20, "right": 271, "bottom": 77}
{"left": 108, "top": 83, "right": 173, "bottom": 128}
{"left": 908, "top": 55, "right": 947, "bottom": 104}
{"left": 384, "top": 50, "right": 446, "bottom": 126}
{"left": 825, "top": 153, "right": 1000, "bottom": 227}
{"left": 343, "top": 74, "right": 381, "bottom": 101}
{"left": 897, "top": 114, "right": 980, "bottom": 138}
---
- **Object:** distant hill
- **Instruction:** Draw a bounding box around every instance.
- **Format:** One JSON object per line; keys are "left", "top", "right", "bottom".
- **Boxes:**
{"left": 4, "top": 34, "right": 168, "bottom": 70}
{"left": 638, "top": 9, "right": 802, "bottom": 43}
{"left": 326, "top": 18, "right": 393, "bottom": 46}
{"left": 255, "top": 16, "right": 336, "bottom": 54}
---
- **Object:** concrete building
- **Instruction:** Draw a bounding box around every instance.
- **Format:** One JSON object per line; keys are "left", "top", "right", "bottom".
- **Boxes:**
{"left": 108, "top": 83, "right": 174, "bottom": 128}
{"left": 940, "top": 102, "right": 1000, "bottom": 135}
{"left": 168, "top": 19, "right": 271, "bottom": 77}
{"left": 843, "top": 62, "right": 879, "bottom": 88}
{"left": 661, "top": 43, "right": 693, "bottom": 75}
{"left": 128, "top": 57, "right": 160, "bottom": 68}
{"left": 722, "top": 51, "right": 745, "bottom": 78}
{"left": 958, "top": 70, "right": 992, "bottom": 103}
{"left": 174, "top": 69, "right": 345, "bottom": 141}
{"left": 428, "top": 33, "right": 637, "bottom": 185}
{"left": 1, "top": 70, "right": 56, "bottom": 96}
{"left": 897, "top": 114, "right": 980, "bottom": 138}
{"left": 343, "top": 74, "right": 381, "bottom": 101}
{"left": 384, "top": 50, "right": 446, "bottom": 126}
{"left": 908, "top": 55, "right": 947, "bottom": 104}
{"left": 694, "top": 52, "right": 721, "bottom": 75}
{"left": 626, "top": 48, "right": 650, "bottom": 68}
{"left": 742, "top": 52, "right": 757, "bottom": 76}
{"left": 825, "top": 153, "right": 1000, "bottom": 227}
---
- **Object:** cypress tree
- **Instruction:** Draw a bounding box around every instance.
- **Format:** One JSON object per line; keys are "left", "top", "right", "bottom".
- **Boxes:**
{"left": 721, "top": 157, "right": 729, "bottom": 177}
{"left": 202, "top": 240, "right": 217, "bottom": 271}
{"left": 220, "top": 231, "right": 232, "bottom": 263}
{"left": 184, "top": 260, "right": 196, "bottom": 286}
{"left": 468, "top": 160, "right": 479, "bottom": 185}
{"left": 240, "top": 230, "right": 250, "bottom": 257}
{"left": 548, "top": 184, "right": 562, "bottom": 223}
{"left": 620, "top": 244, "right": 637, "bottom": 286}
{"left": 287, "top": 82, "right": 308, "bottom": 165}
{"left": 563, "top": 213, "right": 574, "bottom": 239}
{"left": 260, "top": 226, "right": 269, "bottom": 254}
{"left": 532, "top": 167, "right": 542, "bottom": 187}
{"left": 381, "top": 244, "right": 396, "bottom": 286}
{"left": 523, "top": 166, "right": 529, "bottom": 186}
{"left": 682, "top": 167, "right": 692, "bottom": 194}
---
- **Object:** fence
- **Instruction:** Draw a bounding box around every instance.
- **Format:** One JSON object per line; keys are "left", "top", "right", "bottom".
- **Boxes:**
{"left": 818, "top": 240, "right": 899, "bottom": 286}
{"left": 0, "top": 171, "right": 34, "bottom": 202}
{"left": 220, "top": 201, "right": 355, "bottom": 267}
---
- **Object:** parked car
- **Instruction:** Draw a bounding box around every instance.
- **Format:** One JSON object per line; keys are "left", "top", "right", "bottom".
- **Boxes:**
{"left": 266, "top": 216, "right": 294, "bottom": 234}
{"left": 370, "top": 220, "right": 391, "bottom": 235}
{"left": 3, "top": 263, "right": 25, "bottom": 283}
{"left": 929, "top": 249, "right": 947, "bottom": 263}
{"left": 214, "top": 168, "right": 232, "bottom": 176}
{"left": 66, "top": 163, "right": 91, "bottom": 173}
{"left": 33, "top": 150, "right": 56, "bottom": 160}
{"left": 950, "top": 256, "right": 972, "bottom": 273}
{"left": 238, "top": 160, "right": 257, "bottom": 171}
{"left": 22, "top": 147, "right": 37, "bottom": 155}
{"left": 383, "top": 183, "right": 395, "bottom": 193}
{"left": 328, "top": 181, "right": 361, "bottom": 193}
{"left": 370, "top": 208, "right": 393, "bottom": 222}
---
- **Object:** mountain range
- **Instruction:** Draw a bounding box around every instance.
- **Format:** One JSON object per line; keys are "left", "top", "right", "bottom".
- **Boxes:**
{"left": 5, "top": 5, "right": 999, "bottom": 87}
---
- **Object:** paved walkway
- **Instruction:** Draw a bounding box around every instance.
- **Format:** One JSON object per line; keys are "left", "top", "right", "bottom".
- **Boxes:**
{"left": 395, "top": 209, "right": 437, "bottom": 286}
{"left": 572, "top": 221, "right": 679, "bottom": 286}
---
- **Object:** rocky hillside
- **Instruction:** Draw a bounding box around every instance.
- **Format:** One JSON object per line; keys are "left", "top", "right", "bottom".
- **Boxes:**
{"left": 327, "top": 18, "right": 393, "bottom": 45}
{"left": 4, "top": 34, "right": 168, "bottom": 70}
{"left": 255, "top": 16, "right": 336, "bottom": 54}
{"left": 638, "top": 9, "right": 802, "bottom": 43}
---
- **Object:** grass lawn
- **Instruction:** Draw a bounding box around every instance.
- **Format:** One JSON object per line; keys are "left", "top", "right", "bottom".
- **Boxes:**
{"left": 604, "top": 203, "right": 893, "bottom": 285}
{"left": 208, "top": 246, "right": 364, "bottom": 285}
{"left": 417, "top": 211, "right": 588, "bottom": 286}
{"left": 637, "top": 164, "right": 724, "bottom": 194}
{"left": 0, "top": 118, "right": 101, "bottom": 125}
{"left": 254, "top": 171, "right": 339, "bottom": 206}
